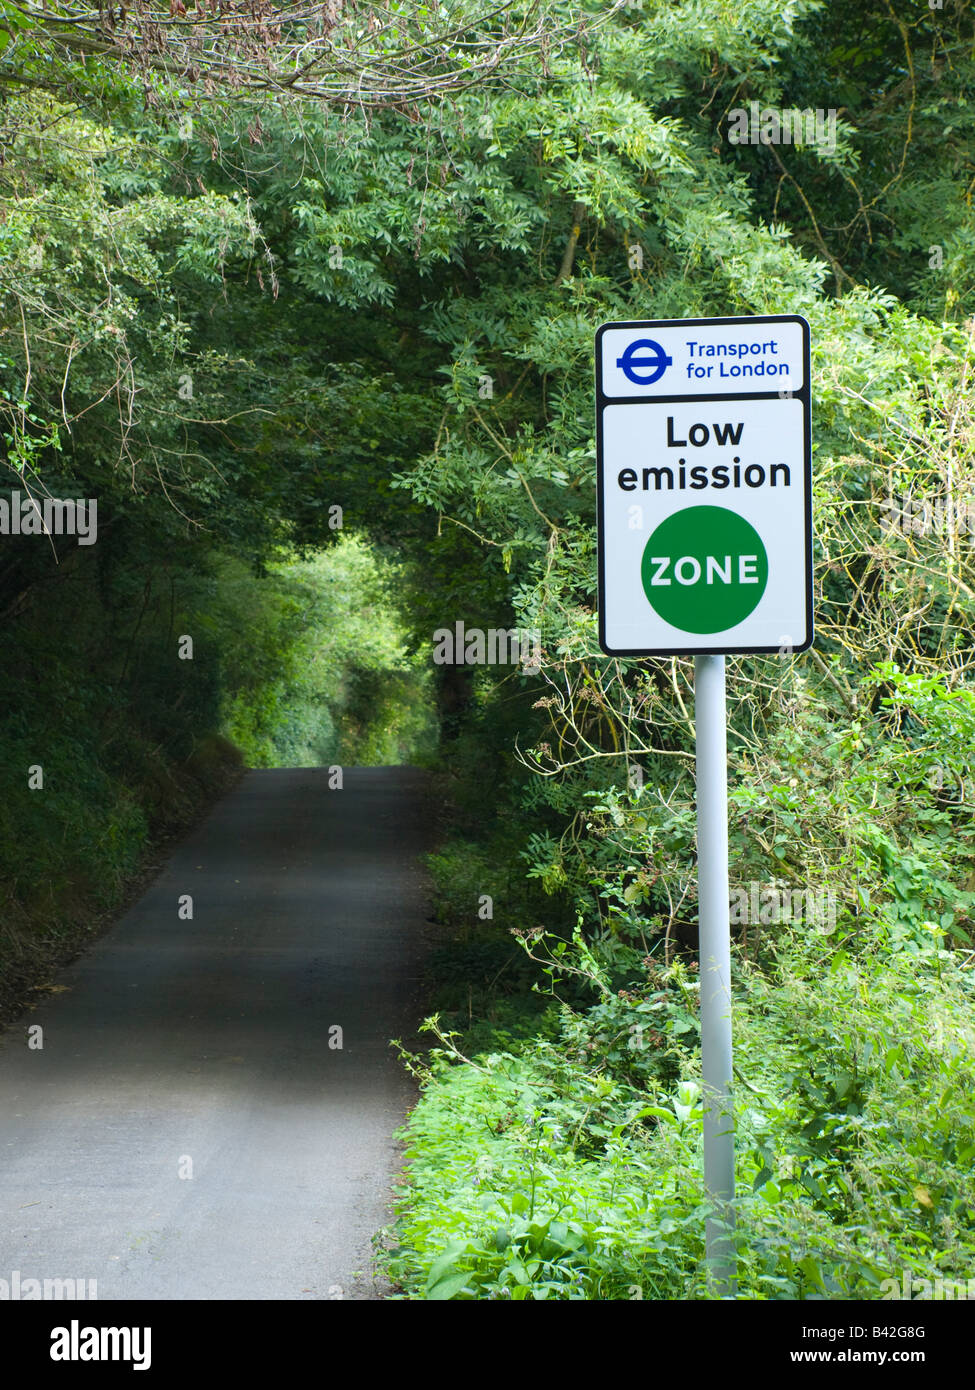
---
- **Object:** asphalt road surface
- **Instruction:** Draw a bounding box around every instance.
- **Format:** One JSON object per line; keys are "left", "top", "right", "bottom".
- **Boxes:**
{"left": 0, "top": 767, "right": 431, "bottom": 1300}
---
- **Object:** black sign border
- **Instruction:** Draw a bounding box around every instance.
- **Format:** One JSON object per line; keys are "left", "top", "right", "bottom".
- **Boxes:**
{"left": 595, "top": 314, "right": 814, "bottom": 657}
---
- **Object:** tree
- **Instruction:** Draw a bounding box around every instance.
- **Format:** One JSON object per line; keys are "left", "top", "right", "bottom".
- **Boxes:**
{"left": 0, "top": 0, "right": 597, "bottom": 107}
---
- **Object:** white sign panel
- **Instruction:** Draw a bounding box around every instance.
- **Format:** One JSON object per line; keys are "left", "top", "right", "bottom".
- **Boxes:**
{"left": 596, "top": 315, "right": 813, "bottom": 656}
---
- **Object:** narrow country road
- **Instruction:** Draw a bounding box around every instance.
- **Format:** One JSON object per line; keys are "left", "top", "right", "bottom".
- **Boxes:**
{"left": 0, "top": 767, "right": 431, "bottom": 1300}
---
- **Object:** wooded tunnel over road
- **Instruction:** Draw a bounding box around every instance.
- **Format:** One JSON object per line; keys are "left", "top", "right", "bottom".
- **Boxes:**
{"left": 0, "top": 767, "right": 432, "bottom": 1300}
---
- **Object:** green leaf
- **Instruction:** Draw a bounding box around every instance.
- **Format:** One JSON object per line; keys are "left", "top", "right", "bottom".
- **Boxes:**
{"left": 426, "top": 1271, "right": 473, "bottom": 1300}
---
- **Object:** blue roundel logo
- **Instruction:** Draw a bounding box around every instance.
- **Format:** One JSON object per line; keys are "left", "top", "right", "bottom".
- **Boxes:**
{"left": 616, "top": 338, "right": 672, "bottom": 385}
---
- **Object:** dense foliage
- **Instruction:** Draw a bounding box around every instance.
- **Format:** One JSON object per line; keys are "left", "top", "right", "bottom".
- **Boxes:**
{"left": 1, "top": 0, "right": 973, "bottom": 1295}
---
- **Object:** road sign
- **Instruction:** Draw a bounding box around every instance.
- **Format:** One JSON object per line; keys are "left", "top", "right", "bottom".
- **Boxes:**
{"left": 594, "top": 314, "right": 815, "bottom": 1294}
{"left": 596, "top": 314, "right": 812, "bottom": 657}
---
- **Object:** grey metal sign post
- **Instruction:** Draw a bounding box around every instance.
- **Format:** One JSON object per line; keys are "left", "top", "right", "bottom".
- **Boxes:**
{"left": 695, "top": 651, "right": 735, "bottom": 1293}
{"left": 595, "top": 314, "right": 813, "bottom": 1296}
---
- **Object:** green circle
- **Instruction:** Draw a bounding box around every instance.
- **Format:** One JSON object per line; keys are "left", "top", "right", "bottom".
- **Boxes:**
{"left": 641, "top": 506, "right": 768, "bottom": 634}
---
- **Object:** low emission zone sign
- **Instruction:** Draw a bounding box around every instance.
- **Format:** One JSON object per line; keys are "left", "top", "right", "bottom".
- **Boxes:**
{"left": 596, "top": 314, "right": 813, "bottom": 656}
